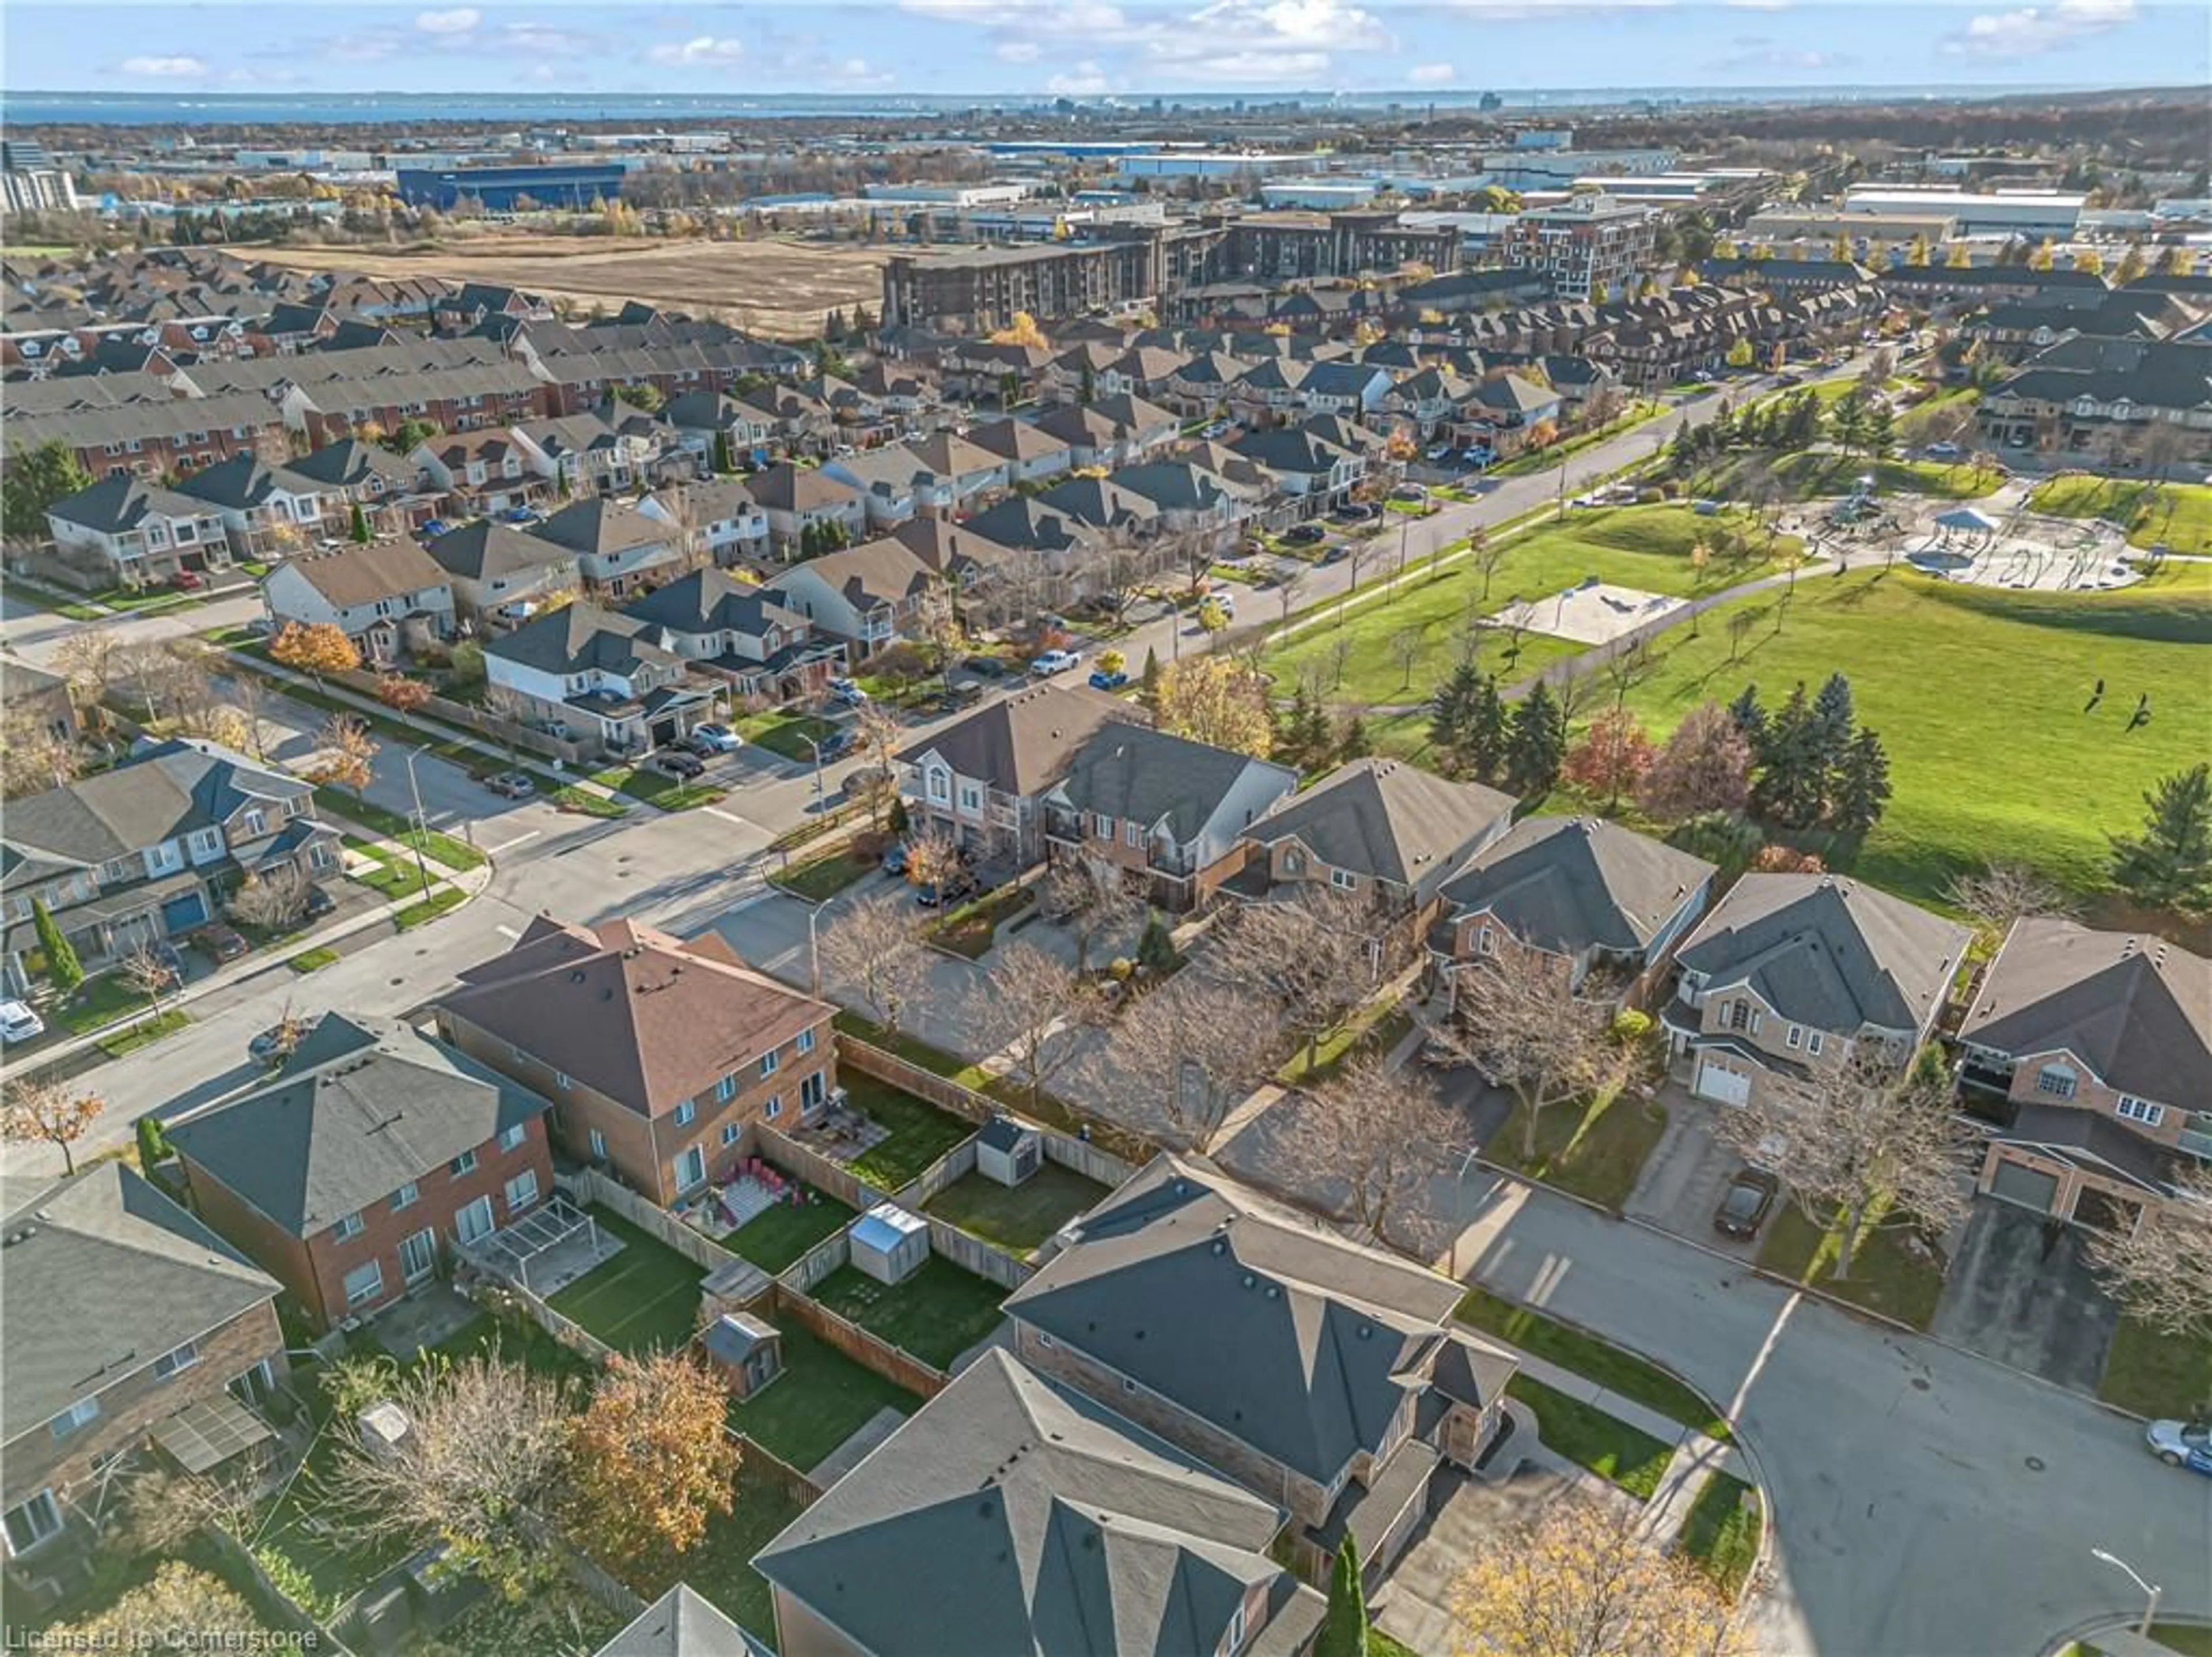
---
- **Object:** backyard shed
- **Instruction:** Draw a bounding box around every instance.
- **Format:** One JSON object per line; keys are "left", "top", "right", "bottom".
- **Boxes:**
{"left": 976, "top": 1114, "right": 1043, "bottom": 1188}
{"left": 849, "top": 1201, "right": 929, "bottom": 1285}
{"left": 702, "top": 1311, "right": 784, "bottom": 1399}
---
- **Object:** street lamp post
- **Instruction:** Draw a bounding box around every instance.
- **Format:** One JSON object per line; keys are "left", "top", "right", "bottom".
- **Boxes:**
{"left": 402, "top": 749, "right": 433, "bottom": 897}
{"left": 1448, "top": 1144, "right": 1482, "bottom": 1280}
{"left": 2091, "top": 1548, "right": 2162, "bottom": 1637}
{"left": 806, "top": 901, "right": 825, "bottom": 998}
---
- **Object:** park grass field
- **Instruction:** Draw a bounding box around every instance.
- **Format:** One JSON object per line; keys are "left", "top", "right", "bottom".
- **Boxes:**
{"left": 1696, "top": 451, "right": 2001, "bottom": 502}
{"left": 2029, "top": 476, "right": 2212, "bottom": 557}
{"left": 1261, "top": 505, "right": 1794, "bottom": 706}
{"left": 1614, "top": 567, "right": 2212, "bottom": 902}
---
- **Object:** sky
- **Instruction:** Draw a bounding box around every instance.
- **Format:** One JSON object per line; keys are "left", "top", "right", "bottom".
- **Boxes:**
{"left": 1, "top": 0, "right": 2204, "bottom": 99}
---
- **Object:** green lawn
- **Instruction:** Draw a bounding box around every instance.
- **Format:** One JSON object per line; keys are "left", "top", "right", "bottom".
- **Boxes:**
{"left": 1488, "top": 1091, "right": 1669, "bottom": 1213}
{"left": 1755, "top": 1201, "right": 1945, "bottom": 1331}
{"left": 1506, "top": 1374, "right": 1675, "bottom": 1500}
{"left": 287, "top": 947, "right": 339, "bottom": 974}
{"left": 925, "top": 1162, "right": 1110, "bottom": 1257}
{"left": 728, "top": 1186, "right": 854, "bottom": 1274}
{"left": 726, "top": 1318, "right": 920, "bottom": 1471}
{"left": 393, "top": 887, "right": 467, "bottom": 930}
{"left": 774, "top": 843, "right": 879, "bottom": 902}
{"left": 2100, "top": 1315, "right": 2212, "bottom": 1420}
{"left": 97, "top": 1008, "right": 191, "bottom": 1058}
{"left": 312, "top": 788, "right": 486, "bottom": 867}
{"left": 1278, "top": 1002, "right": 1414, "bottom": 1086}
{"left": 589, "top": 762, "right": 728, "bottom": 811}
{"left": 838, "top": 1073, "right": 976, "bottom": 1191}
{"left": 1678, "top": 1471, "right": 1763, "bottom": 1601}
{"left": 1613, "top": 568, "right": 2212, "bottom": 902}
{"left": 1778, "top": 452, "right": 2000, "bottom": 500}
{"left": 55, "top": 970, "right": 157, "bottom": 1036}
{"left": 2031, "top": 476, "right": 2212, "bottom": 556}
{"left": 737, "top": 710, "right": 841, "bottom": 762}
{"left": 812, "top": 1256, "right": 1007, "bottom": 1370}
{"left": 1261, "top": 505, "right": 1790, "bottom": 706}
{"left": 547, "top": 1206, "right": 707, "bottom": 1356}
{"left": 1455, "top": 1288, "right": 1729, "bottom": 1439}
{"left": 343, "top": 835, "right": 429, "bottom": 901}
{"left": 664, "top": 1467, "right": 810, "bottom": 1644}
{"left": 925, "top": 884, "right": 1036, "bottom": 959}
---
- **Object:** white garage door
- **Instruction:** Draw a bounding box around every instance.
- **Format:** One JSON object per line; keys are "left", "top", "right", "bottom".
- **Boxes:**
{"left": 1988, "top": 1159, "right": 2061, "bottom": 1215}
{"left": 1694, "top": 1060, "right": 1752, "bottom": 1108}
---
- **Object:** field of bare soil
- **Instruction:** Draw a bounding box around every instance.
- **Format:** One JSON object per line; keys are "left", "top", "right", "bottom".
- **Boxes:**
{"left": 256, "top": 235, "right": 891, "bottom": 338}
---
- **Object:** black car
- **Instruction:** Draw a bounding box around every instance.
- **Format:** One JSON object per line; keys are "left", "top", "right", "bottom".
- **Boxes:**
{"left": 1335, "top": 502, "right": 1379, "bottom": 522}
{"left": 650, "top": 748, "right": 706, "bottom": 779}
{"left": 304, "top": 884, "right": 336, "bottom": 919}
{"left": 815, "top": 729, "right": 855, "bottom": 762}
{"left": 962, "top": 655, "right": 1009, "bottom": 678}
{"left": 1283, "top": 524, "right": 1327, "bottom": 546}
{"left": 915, "top": 869, "right": 979, "bottom": 908}
{"left": 673, "top": 732, "right": 718, "bottom": 758}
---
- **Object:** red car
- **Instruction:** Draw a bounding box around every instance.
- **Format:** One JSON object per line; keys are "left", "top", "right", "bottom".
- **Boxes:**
{"left": 169, "top": 569, "right": 206, "bottom": 591}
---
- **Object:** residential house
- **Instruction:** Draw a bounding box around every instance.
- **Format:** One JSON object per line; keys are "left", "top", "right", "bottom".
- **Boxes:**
{"left": 1, "top": 739, "right": 338, "bottom": 997}
{"left": 260, "top": 542, "right": 456, "bottom": 665}
{"left": 1, "top": 1165, "right": 283, "bottom": 1597}
{"left": 1236, "top": 758, "right": 1517, "bottom": 933}
{"left": 1958, "top": 920, "right": 2210, "bottom": 1232}
{"left": 1463, "top": 373, "right": 1565, "bottom": 456}
{"left": 638, "top": 479, "right": 770, "bottom": 568}
{"left": 1297, "top": 360, "right": 1395, "bottom": 418}
{"left": 662, "top": 389, "right": 775, "bottom": 472}
{"left": 1429, "top": 815, "right": 1717, "bottom": 1007}
{"left": 1662, "top": 873, "right": 1972, "bottom": 1108}
{"left": 511, "top": 411, "right": 666, "bottom": 497}
{"left": 904, "top": 430, "right": 1008, "bottom": 507}
{"left": 44, "top": 475, "right": 234, "bottom": 588}
{"left": 1166, "top": 349, "right": 1259, "bottom": 417}
{"left": 1, "top": 659, "right": 78, "bottom": 747}
{"left": 168, "top": 1013, "right": 557, "bottom": 1332}
{"left": 1229, "top": 426, "right": 1365, "bottom": 506}
{"left": 767, "top": 536, "right": 940, "bottom": 659}
{"left": 529, "top": 496, "right": 685, "bottom": 599}
{"left": 882, "top": 517, "right": 1023, "bottom": 624}
{"left": 1976, "top": 336, "right": 2212, "bottom": 463}
{"left": 1099, "top": 343, "right": 1191, "bottom": 400}
{"left": 1109, "top": 459, "right": 1257, "bottom": 544}
{"left": 621, "top": 568, "right": 842, "bottom": 704}
{"left": 483, "top": 603, "right": 710, "bottom": 755}
{"left": 967, "top": 415, "right": 1075, "bottom": 483}
{"left": 171, "top": 453, "right": 350, "bottom": 561}
{"left": 593, "top": 1586, "right": 751, "bottom": 1657}
{"left": 435, "top": 915, "right": 839, "bottom": 1205}
{"left": 1376, "top": 366, "right": 1478, "bottom": 439}
{"left": 896, "top": 682, "right": 1140, "bottom": 863}
{"left": 820, "top": 443, "right": 942, "bottom": 528}
{"left": 747, "top": 462, "right": 869, "bottom": 555}
{"left": 733, "top": 384, "right": 836, "bottom": 456}
{"left": 1044, "top": 724, "right": 1298, "bottom": 910}
{"left": 1031, "top": 393, "right": 1182, "bottom": 468}
{"left": 284, "top": 437, "right": 437, "bottom": 536}
{"left": 754, "top": 1349, "right": 1327, "bottom": 1657}
{"left": 413, "top": 430, "right": 551, "bottom": 517}
{"left": 1005, "top": 1157, "right": 1517, "bottom": 1584}
{"left": 423, "top": 520, "right": 579, "bottom": 630}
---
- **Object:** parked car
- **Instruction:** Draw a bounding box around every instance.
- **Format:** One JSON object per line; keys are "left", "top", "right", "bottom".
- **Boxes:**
{"left": 192, "top": 924, "right": 249, "bottom": 964}
{"left": 1923, "top": 441, "right": 1961, "bottom": 460}
{"left": 881, "top": 841, "right": 910, "bottom": 876}
{"left": 650, "top": 748, "right": 706, "bottom": 779}
{"left": 1336, "top": 502, "right": 1378, "bottom": 522}
{"left": 690, "top": 723, "right": 742, "bottom": 752}
{"left": 502, "top": 506, "right": 539, "bottom": 524}
{"left": 2146, "top": 1419, "right": 2212, "bottom": 1475}
{"left": 1203, "top": 590, "right": 1237, "bottom": 618}
{"left": 814, "top": 729, "right": 855, "bottom": 763}
{"left": 915, "top": 869, "right": 979, "bottom": 908}
{"left": 1714, "top": 1169, "right": 1781, "bottom": 1239}
{"left": 1088, "top": 668, "right": 1129, "bottom": 691}
{"left": 1283, "top": 523, "right": 1327, "bottom": 546}
{"left": 484, "top": 769, "right": 535, "bottom": 799}
{"left": 0, "top": 1000, "right": 46, "bottom": 1043}
{"left": 1318, "top": 544, "right": 1350, "bottom": 565}
{"left": 962, "top": 655, "right": 1009, "bottom": 678}
{"left": 673, "top": 731, "right": 720, "bottom": 757}
{"left": 827, "top": 676, "right": 869, "bottom": 707}
{"left": 169, "top": 569, "right": 205, "bottom": 591}
{"left": 1425, "top": 442, "right": 1455, "bottom": 461}
{"left": 1200, "top": 419, "right": 1230, "bottom": 438}
{"left": 1029, "top": 648, "right": 1081, "bottom": 676}
{"left": 304, "top": 884, "right": 336, "bottom": 918}
{"left": 248, "top": 1023, "right": 300, "bottom": 1066}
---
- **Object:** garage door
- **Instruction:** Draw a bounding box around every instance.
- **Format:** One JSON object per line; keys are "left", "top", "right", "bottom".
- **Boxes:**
{"left": 1988, "top": 1159, "right": 2061, "bottom": 1215}
{"left": 161, "top": 891, "right": 209, "bottom": 932}
{"left": 1694, "top": 1059, "right": 1751, "bottom": 1108}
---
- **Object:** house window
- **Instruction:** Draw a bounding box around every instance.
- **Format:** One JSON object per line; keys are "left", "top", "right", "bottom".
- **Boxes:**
{"left": 50, "top": 1398, "right": 101, "bottom": 1439}
{"left": 228, "top": 1361, "right": 276, "bottom": 1410}
{"left": 760, "top": 1050, "right": 780, "bottom": 1077}
{"left": 959, "top": 783, "right": 982, "bottom": 812}
{"left": 1727, "top": 1001, "right": 1752, "bottom": 1032}
{"left": 2118, "top": 1096, "right": 2165, "bottom": 1127}
{"left": 240, "top": 808, "right": 267, "bottom": 838}
{"left": 555, "top": 1072, "right": 570, "bottom": 1090}
{"left": 504, "top": 1170, "right": 539, "bottom": 1213}
{"left": 392, "top": 1182, "right": 418, "bottom": 1212}
{"left": 498, "top": 1124, "right": 527, "bottom": 1152}
{"left": 1093, "top": 813, "right": 1113, "bottom": 839}
{"left": 3, "top": 1491, "right": 62, "bottom": 1557}
{"left": 675, "top": 1099, "right": 696, "bottom": 1126}
{"left": 449, "top": 1149, "right": 478, "bottom": 1177}
{"left": 154, "top": 1341, "right": 200, "bottom": 1379}
{"left": 332, "top": 1212, "right": 364, "bottom": 1242}
{"left": 721, "top": 1122, "right": 741, "bottom": 1147}
{"left": 1786, "top": 1026, "right": 1803, "bottom": 1050}
{"left": 1220, "top": 1602, "right": 1247, "bottom": 1657}
{"left": 343, "top": 1260, "right": 385, "bottom": 1306}
{"left": 1476, "top": 925, "right": 1495, "bottom": 956}
{"left": 2036, "top": 1065, "right": 2078, "bottom": 1100}
{"left": 1330, "top": 868, "right": 1357, "bottom": 891}
{"left": 715, "top": 1074, "right": 737, "bottom": 1103}
{"left": 1037, "top": 1331, "right": 1054, "bottom": 1348}
{"left": 796, "top": 1028, "right": 815, "bottom": 1056}
{"left": 673, "top": 1145, "right": 707, "bottom": 1191}
{"left": 927, "top": 767, "right": 952, "bottom": 804}
{"left": 1806, "top": 1031, "right": 1823, "bottom": 1056}
{"left": 589, "top": 1129, "right": 608, "bottom": 1159}
{"left": 764, "top": 1096, "right": 782, "bottom": 1119}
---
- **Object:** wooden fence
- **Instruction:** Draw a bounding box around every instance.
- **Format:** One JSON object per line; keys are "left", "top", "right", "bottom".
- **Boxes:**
{"left": 558, "top": 1166, "right": 751, "bottom": 1277}
{"left": 322, "top": 661, "right": 589, "bottom": 765}
{"left": 729, "top": 1434, "right": 825, "bottom": 1505}
{"left": 918, "top": 1213, "right": 1033, "bottom": 1292}
{"left": 768, "top": 1281, "right": 948, "bottom": 1400}
{"left": 518, "top": 1508, "right": 647, "bottom": 1624}
{"left": 468, "top": 1274, "right": 619, "bottom": 1370}
{"left": 776, "top": 1227, "right": 851, "bottom": 1296}
{"left": 899, "top": 1138, "right": 978, "bottom": 1209}
{"left": 753, "top": 1123, "right": 899, "bottom": 1219}
{"left": 202, "top": 1524, "right": 358, "bottom": 1656}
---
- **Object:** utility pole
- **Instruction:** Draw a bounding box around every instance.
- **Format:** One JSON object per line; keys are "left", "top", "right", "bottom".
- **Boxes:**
{"left": 402, "top": 750, "right": 433, "bottom": 897}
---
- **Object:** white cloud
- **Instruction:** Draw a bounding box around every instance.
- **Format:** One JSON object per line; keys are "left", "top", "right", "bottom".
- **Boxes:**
{"left": 1945, "top": 0, "right": 2136, "bottom": 56}
{"left": 321, "top": 34, "right": 400, "bottom": 61}
{"left": 1047, "top": 59, "right": 1111, "bottom": 93}
{"left": 647, "top": 35, "right": 747, "bottom": 63}
{"left": 996, "top": 39, "right": 1043, "bottom": 61}
{"left": 1407, "top": 61, "right": 1455, "bottom": 84}
{"left": 1724, "top": 0, "right": 1791, "bottom": 9}
{"left": 501, "top": 24, "right": 597, "bottom": 55}
{"left": 1157, "top": 46, "right": 1332, "bottom": 80}
{"left": 118, "top": 55, "right": 210, "bottom": 77}
{"left": 415, "top": 8, "right": 481, "bottom": 34}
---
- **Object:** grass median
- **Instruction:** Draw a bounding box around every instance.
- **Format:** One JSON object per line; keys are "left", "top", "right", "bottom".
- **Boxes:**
{"left": 1456, "top": 1287, "right": 1729, "bottom": 1439}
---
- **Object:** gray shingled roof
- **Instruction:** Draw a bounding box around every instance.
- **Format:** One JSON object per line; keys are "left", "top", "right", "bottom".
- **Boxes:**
{"left": 1959, "top": 918, "right": 2210, "bottom": 1103}
{"left": 756, "top": 1348, "right": 1317, "bottom": 1657}
{"left": 46, "top": 473, "right": 218, "bottom": 534}
{"left": 485, "top": 602, "right": 684, "bottom": 678}
{"left": 1004, "top": 1158, "right": 1465, "bottom": 1485}
{"left": 1674, "top": 873, "right": 1971, "bottom": 1036}
{"left": 1052, "top": 725, "right": 1286, "bottom": 845}
{"left": 622, "top": 568, "right": 805, "bottom": 639}
{"left": 3, "top": 1164, "right": 276, "bottom": 1443}
{"left": 593, "top": 1586, "right": 753, "bottom": 1657}
{"left": 1436, "top": 815, "right": 1717, "bottom": 958}
{"left": 531, "top": 497, "right": 672, "bottom": 559}
{"left": 1248, "top": 759, "right": 1514, "bottom": 896}
{"left": 896, "top": 683, "right": 1139, "bottom": 797}
{"left": 426, "top": 519, "right": 577, "bottom": 584}
{"left": 166, "top": 1013, "right": 551, "bottom": 1237}
{"left": 2, "top": 738, "right": 308, "bottom": 881}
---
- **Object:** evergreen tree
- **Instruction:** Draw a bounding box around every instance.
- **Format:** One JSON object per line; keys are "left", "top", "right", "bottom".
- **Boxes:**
{"left": 714, "top": 430, "right": 737, "bottom": 474}
{"left": 2110, "top": 763, "right": 2212, "bottom": 911}
{"left": 1808, "top": 671, "right": 1857, "bottom": 811}
{"left": 1316, "top": 1532, "right": 1368, "bottom": 1657}
{"left": 1832, "top": 728, "right": 1892, "bottom": 838}
{"left": 1137, "top": 912, "right": 1177, "bottom": 977}
{"left": 1780, "top": 392, "right": 1822, "bottom": 451}
{"left": 1464, "top": 673, "right": 1510, "bottom": 782}
{"left": 348, "top": 501, "right": 371, "bottom": 544}
{"left": 1865, "top": 400, "right": 1896, "bottom": 459}
{"left": 1295, "top": 693, "right": 1333, "bottom": 768}
{"left": 1749, "top": 682, "right": 1826, "bottom": 829}
{"left": 32, "top": 897, "right": 82, "bottom": 993}
{"left": 1727, "top": 684, "right": 1767, "bottom": 756}
{"left": 1336, "top": 713, "right": 1371, "bottom": 762}
{"left": 1667, "top": 423, "right": 1699, "bottom": 476}
{"left": 1138, "top": 646, "right": 1164, "bottom": 716}
{"left": 1428, "top": 660, "right": 1480, "bottom": 770}
{"left": 3, "top": 441, "right": 94, "bottom": 540}
{"left": 1505, "top": 682, "right": 1567, "bottom": 795}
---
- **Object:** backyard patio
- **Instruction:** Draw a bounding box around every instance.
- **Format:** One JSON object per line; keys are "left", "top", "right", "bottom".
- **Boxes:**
{"left": 786, "top": 1073, "right": 974, "bottom": 1191}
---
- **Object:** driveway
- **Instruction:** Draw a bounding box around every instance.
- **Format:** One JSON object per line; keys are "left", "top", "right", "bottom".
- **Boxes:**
{"left": 1372, "top": 1463, "right": 1571, "bottom": 1657}
{"left": 1931, "top": 1201, "right": 2123, "bottom": 1393}
{"left": 1625, "top": 1091, "right": 1763, "bottom": 1259}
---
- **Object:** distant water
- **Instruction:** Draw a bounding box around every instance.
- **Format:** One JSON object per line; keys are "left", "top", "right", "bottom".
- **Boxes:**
{"left": 2, "top": 85, "right": 2061, "bottom": 127}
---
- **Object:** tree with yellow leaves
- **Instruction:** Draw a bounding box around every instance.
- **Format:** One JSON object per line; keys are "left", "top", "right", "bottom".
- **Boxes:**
{"left": 0, "top": 1076, "right": 105, "bottom": 1176}
{"left": 1945, "top": 241, "right": 1973, "bottom": 268}
{"left": 988, "top": 309, "right": 1048, "bottom": 348}
{"left": 1154, "top": 656, "right": 1272, "bottom": 757}
{"left": 270, "top": 620, "right": 361, "bottom": 690}
{"left": 2027, "top": 237, "right": 2056, "bottom": 271}
{"left": 311, "top": 712, "right": 378, "bottom": 796}
{"left": 1451, "top": 1499, "right": 1750, "bottom": 1657}
{"left": 2071, "top": 247, "right": 2104, "bottom": 275}
{"left": 562, "top": 1351, "right": 740, "bottom": 1583}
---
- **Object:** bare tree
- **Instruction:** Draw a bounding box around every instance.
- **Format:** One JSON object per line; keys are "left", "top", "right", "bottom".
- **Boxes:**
{"left": 55, "top": 628, "right": 124, "bottom": 708}
{"left": 1707, "top": 1050, "right": 1970, "bottom": 1281}
{"left": 1276, "top": 1053, "right": 1464, "bottom": 1242}
{"left": 1443, "top": 942, "right": 1615, "bottom": 1163}
{"left": 902, "top": 822, "right": 962, "bottom": 892}
{"left": 1944, "top": 861, "right": 2078, "bottom": 955}
{"left": 1100, "top": 977, "right": 1273, "bottom": 1151}
{"left": 1726, "top": 608, "right": 1756, "bottom": 662}
{"left": 1389, "top": 623, "right": 1425, "bottom": 691}
{"left": 816, "top": 894, "right": 929, "bottom": 1040}
{"left": 119, "top": 940, "right": 180, "bottom": 1013}
{"left": 2, "top": 705, "right": 82, "bottom": 798}
{"left": 1470, "top": 528, "right": 1510, "bottom": 601}
{"left": 1603, "top": 636, "right": 1655, "bottom": 711}
{"left": 227, "top": 867, "right": 314, "bottom": 931}
{"left": 0, "top": 1075, "right": 105, "bottom": 1176}
{"left": 1040, "top": 853, "right": 1140, "bottom": 977}
{"left": 1274, "top": 563, "right": 1308, "bottom": 626}
{"left": 1209, "top": 885, "right": 1391, "bottom": 1073}
{"left": 965, "top": 939, "right": 1095, "bottom": 1114}
{"left": 2088, "top": 1162, "right": 2212, "bottom": 1345}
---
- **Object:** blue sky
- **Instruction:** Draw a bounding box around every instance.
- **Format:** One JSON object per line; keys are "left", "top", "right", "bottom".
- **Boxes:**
{"left": 3, "top": 0, "right": 2203, "bottom": 97}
